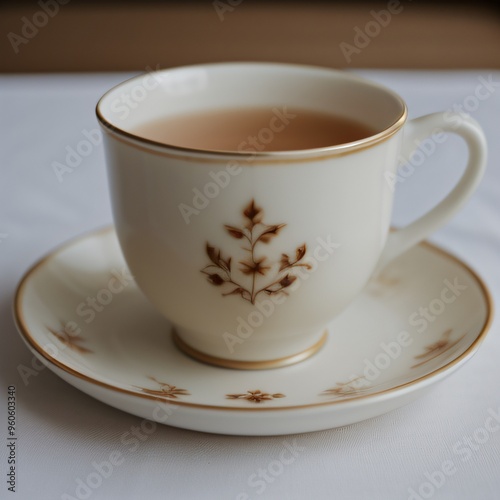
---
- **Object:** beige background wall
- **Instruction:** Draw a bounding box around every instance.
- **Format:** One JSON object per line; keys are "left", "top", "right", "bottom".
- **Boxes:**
{"left": 1, "top": 1, "right": 499, "bottom": 72}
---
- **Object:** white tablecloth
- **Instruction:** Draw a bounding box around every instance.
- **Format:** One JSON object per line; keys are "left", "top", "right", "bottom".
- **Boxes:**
{"left": 1, "top": 71, "right": 499, "bottom": 500}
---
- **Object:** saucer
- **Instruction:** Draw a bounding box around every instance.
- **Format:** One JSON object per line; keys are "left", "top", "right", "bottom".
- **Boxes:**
{"left": 14, "top": 228, "right": 492, "bottom": 435}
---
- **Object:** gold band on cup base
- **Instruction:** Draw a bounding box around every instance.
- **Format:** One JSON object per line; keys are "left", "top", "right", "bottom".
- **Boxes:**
{"left": 172, "top": 330, "right": 328, "bottom": 370}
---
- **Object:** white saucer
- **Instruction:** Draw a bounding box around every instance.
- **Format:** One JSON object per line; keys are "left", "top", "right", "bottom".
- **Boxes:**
{"left": 14, "top": 228, "right": 492, "bottom": 435}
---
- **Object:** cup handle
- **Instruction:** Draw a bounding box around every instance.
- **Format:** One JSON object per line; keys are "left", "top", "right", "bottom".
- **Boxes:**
{"left": 376, "top": 111, "right": 487, "bottom": 271}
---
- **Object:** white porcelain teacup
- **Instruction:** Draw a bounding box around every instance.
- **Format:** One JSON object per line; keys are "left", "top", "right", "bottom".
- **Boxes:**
{"left": 96, "top": 63, "right": 486, "bottom": 369}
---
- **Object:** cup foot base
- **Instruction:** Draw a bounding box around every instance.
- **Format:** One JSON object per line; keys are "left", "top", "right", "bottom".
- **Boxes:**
{"left": 172, "top": 330, "right": 328, "bottom": 370}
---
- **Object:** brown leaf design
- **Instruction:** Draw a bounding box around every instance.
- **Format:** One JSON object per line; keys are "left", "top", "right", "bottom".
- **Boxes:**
{"left": 279, "top": 244, "right": 311, "bottom": 272}
{"left": 206, "top": 273, "right": 225, "bottom": 285}
{"left": 140, "top": 387, "right": 190, "bottom": 399}
{"left": 47, "top": 325, "right": 93, "bottom": 354}
{"left": 296, "top": 244, "right": 306, "bottom": 261}
{"left": 414, "top": 329, "right": 453, "bottom": 359}
{"left": 226, "top": 390, "right": 286, "bottom": 403}
{"left": 243, "top": 199, "right": 263, "bottom": 225}
{"left": 205, "top": 244, "right": 231, "bottom": 272}
{"left": 222, "top": 257, "right": 231, "bottom": 272}
{"left": 279, "top": 274, "right": 296, "bottom": 288}
{"left": 279, "top": 253, "right": 292, "bottom": 272}
{"left": 201, "top": 199, "right": 315, "bottom": 304}
{"left": 136, "top": 377, "right": 191, "bottom": 400}
{"left": 222, "top": 287, "right": 248, "bottom": 299}
{"left": 216, "top": 254, "right": 231, "bottom": 273}
{"left": 258, "top": 224, "right": 285, "bottom": 243}
{"left": 225, "top": 225, "right": 245, "bottom": 239}
{"left": 411, "top": 329, "right": 465, "bottom": 368}
{"left": 321, "top": 377, "right": 371, "bottom": 399}
{"left": 240, "top": 257, "right": 270, "bottom": 276}
{"left": 206, "top": 244, "right": 219, "bottom": 266}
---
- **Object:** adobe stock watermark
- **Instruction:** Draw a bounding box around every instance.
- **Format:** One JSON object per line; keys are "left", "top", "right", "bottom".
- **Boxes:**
{"left": 385, "top": 127, "right": 447, "bottom": 192}
{"left": 109, "top": 65, "right": 208, "bottom": 121}
{"left": 223, "top": 235, "right": 339, "bottom": 354}
{"left": 61, "top": 401, "right": 178, "bottom": 500}
{"left": 108, "top": 64, "right": 163, "bottom": 121}
{"left": 337, "top": 276, "right": 467, "bottom": 390}
{"left": 52, "top": 128, "right": 102, "bottom": 182}
{"left": 178, "top": 161, "right": 242, "bottom": 224}
{"left": 7, "top": 0, "right": 70, "bottom": 55}
{"left": 340, "top": 0, "right": 405, "bottom": 63}
{"left": 342, "top": 331, "right": 414, "bottom": 392}
{"left": 407, "top": 406, "right": 500, "bottom": 500}
{"left": 213, "top": 0, "right": 244, "bottom": 21}
{"left": 75, "top": 267, "right": 133, "bottom": 323}
{"left": 236, "top": 439, "right": 306, "bottom": 499}
{"left": 408, "top": 278, "right": 467, "bottom": 333}
{"left": 236, "top": 107, "right": 296, "bottom": 154}
{"left": 17, "top": 267, "right": 133, "bottom": 386}
{"left": 385, "top": 74, "right": 499, "bottom": 191}
{"left": 178, "top": 106, "right": 296, "bottom": 225}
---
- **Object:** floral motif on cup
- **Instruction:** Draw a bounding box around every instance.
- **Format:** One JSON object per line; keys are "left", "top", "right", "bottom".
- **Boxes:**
{"left": 201, "top": 199, "right": 311, "bottom": 305}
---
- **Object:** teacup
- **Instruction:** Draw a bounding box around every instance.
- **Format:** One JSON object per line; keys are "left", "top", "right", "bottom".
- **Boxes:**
{"left": 96, "top": 63, "right": 486, "bottom": 369}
